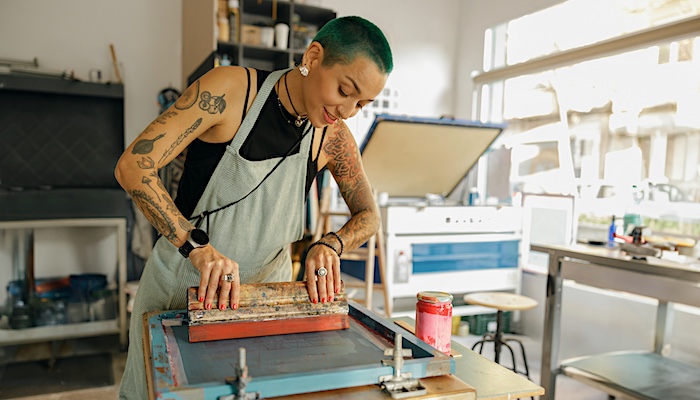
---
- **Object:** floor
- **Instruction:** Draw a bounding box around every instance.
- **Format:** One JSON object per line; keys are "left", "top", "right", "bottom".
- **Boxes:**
{"left": 0, "top": 324, "right": 614, "bottom": 400}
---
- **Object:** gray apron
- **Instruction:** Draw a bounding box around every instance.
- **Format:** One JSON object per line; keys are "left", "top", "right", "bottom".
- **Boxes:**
{"left": 119, "top": 68, "right": 311, "bottom": 399}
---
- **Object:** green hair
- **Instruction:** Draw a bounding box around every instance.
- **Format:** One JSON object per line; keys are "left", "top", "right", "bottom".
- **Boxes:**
{"left": 313, "top": 16, "right": 393, "bottom": 74}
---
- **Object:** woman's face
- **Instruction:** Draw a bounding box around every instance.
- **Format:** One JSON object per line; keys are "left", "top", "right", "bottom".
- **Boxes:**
{"left": 302, "top": 53, "right": 388, "bottom": 128}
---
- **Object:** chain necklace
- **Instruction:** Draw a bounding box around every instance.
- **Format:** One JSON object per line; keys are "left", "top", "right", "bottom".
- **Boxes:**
{"left": 283, "top": 71, "right": 307, "bottom": 127}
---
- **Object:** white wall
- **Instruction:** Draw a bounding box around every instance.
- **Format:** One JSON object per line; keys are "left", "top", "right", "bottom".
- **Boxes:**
{"left": 0, "top": 0, "right": 182, "bottom": 145}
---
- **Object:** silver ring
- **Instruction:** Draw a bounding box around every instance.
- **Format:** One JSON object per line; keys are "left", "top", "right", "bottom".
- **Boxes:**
{"left": 316, "top": 267, "right": 328, "bottom": 277}
{"left": 222, "top": 273, "right": 234, "bottom": 283}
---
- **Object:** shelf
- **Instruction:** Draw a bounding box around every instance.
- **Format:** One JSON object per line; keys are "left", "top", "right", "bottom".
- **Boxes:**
{"left": 560, "top": 351, "right": 700, "bottom": 399}
{"left": 218, "top": 42, "right": 286, "bottom": 57}
{"left": 0, "top": 217, "right": 128, "bottom": 349}
{"left": 185, "top": 0, "right": 336, "bottom": 84}
{"left": 0, "top": 73, "right": 124, "bottom": 99}
{"left": 0, "top": 320, "right": 119, "bottom": 346}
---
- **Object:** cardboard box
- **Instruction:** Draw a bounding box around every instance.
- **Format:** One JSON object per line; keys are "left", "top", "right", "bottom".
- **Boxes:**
{"left": 241, "top": 24, "right": 262, "bottom": 46}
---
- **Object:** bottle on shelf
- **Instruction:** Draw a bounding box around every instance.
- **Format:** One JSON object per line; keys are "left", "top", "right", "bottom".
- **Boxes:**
{"left": 228, "top": 0, "right": 239, "bottom": 43}
{"left": 607, "top": 215, "right": 616, "bottom": 247}
{"left": 217, "top": 16, "right": 230, "bottom": 42}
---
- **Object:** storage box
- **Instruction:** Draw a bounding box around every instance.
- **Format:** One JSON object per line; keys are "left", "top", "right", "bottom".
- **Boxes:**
{"left": 241, "top": 24, "right": 262, "bottom": 46}
{"left": 462, "top": 312, "right": 511, "bottom": 336}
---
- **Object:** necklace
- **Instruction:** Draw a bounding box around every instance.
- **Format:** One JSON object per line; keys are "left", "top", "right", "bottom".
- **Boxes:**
{"left": 283, "top": 72, "right": 307, "bottom": 127}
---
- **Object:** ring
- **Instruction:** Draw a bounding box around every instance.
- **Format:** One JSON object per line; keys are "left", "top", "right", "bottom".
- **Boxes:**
{"left": 222, "top": 273, "right": 234, "bottom": 283}
{"left": 316, "top": 267, "right": 328, "bottom": 277}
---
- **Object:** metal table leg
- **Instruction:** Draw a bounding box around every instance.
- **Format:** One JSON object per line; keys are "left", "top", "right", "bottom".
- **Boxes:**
{"left": 540, "top": 250, "right": 563, "bottom": 400}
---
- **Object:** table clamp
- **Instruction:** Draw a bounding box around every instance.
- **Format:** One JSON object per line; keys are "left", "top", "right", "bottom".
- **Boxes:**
{"left": 220, "top": 347, "right": 261, "bottom": 400}
{"left": 379, "top": 333, "right": 427, "bottom": 399}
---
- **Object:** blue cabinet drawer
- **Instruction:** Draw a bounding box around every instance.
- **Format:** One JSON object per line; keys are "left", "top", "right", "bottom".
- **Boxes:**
{"left": 412, "top": 240, "right": 519, "bottom": 273}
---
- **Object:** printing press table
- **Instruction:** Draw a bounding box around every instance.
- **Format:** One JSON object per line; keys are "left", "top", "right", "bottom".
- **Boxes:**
{"left": 533, "top": 243, "right": 700, "bottom": 400}
{"left": 143, "top": 301, "right": 543, "bottom": 399}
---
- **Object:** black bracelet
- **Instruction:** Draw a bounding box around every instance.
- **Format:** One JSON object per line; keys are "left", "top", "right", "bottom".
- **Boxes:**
{"left": 325, "top": 232, "right": 344, "bottom": 256}
{"left": 308, "top": 241, "right": 340, "bottom": 257}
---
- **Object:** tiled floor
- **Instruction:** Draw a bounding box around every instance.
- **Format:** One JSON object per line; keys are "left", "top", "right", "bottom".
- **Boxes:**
{"left": 0, "top": 329, "right": 613, "bottom": 400}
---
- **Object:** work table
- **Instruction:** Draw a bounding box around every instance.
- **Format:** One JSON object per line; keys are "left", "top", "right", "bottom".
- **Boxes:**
{"left": 532, "top": 243, "right": 700, "bottom": 400}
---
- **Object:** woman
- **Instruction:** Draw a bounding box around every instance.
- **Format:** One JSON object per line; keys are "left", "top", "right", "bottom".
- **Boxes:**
{"left": 115, "top": 15, "right": 393, "bottom": 399}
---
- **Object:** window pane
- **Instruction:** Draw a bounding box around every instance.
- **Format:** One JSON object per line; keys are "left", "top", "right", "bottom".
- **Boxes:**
{"left": 506, "top": 0, "right": 700, "bottom": 65}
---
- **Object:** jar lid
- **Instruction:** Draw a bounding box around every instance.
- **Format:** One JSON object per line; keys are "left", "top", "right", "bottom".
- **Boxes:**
{"left": 417, "top": 291, "right": 453, "bottom": 304}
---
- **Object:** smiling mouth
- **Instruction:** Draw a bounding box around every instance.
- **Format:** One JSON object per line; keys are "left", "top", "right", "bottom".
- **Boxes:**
{"left": 324, "top": 108, "right": 338, "bottom": 124}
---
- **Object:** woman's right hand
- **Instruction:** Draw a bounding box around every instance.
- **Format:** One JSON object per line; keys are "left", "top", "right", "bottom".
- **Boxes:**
{"left": 189, "top": 245, "right": 240, "bottom": 311}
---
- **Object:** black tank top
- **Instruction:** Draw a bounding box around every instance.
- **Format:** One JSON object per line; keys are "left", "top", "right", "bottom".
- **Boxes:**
{"left": 174, "top": 69, "right": 324, "bottom": 219}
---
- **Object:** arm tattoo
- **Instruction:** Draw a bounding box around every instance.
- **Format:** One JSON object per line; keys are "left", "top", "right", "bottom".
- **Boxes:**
{"left": 140, "top": 111, "right": 178, "bottom": 136}
{"left": 199, "top": 91, "right": 226, "bottom": 114}
{"left": 152, "top": 170, "right": 169, "bottom": 194}
{"left": 175, "top": 80, "right": 199, "bottom": 110}
{"left": 324, "top": 125, "right": 379, "bottom": 250}
{"left": 131, "top": 133, "right": 165, "bottom": 155}
{"left": 155, "top": 110, "right": 178, "bottom": 124}
{"left": 141, "top": 176, "right": 161, "bottom": 201}
{"left": 129, "top": 189, "right": 178, "bottom": 242}
{"left": 158, "top": 118, "right": 202, "bottom": 164}
{"left": 179, "top": 217, "right": 193, "bottom": 232}
{"left": 136, "top": 156, "right": 155, "bottom": 169}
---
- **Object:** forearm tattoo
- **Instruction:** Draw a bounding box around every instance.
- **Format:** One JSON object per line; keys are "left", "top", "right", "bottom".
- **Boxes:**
{"left": 324, "top": 125, "right": 379, "bottom": 250}
{"left": 129, "top": 189, "right": 178, "bottom": 242}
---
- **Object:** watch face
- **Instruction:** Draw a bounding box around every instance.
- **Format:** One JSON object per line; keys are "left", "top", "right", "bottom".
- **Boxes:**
{"left": 190, "top": 229, "right": 209, "bottom": 246}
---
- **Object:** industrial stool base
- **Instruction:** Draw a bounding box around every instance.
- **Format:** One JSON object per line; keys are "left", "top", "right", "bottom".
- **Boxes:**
{"left": 471, "top": 310, "right": 532, "bottom": 378}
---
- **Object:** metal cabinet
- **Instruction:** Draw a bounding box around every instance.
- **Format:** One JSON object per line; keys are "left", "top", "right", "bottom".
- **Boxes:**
{"left": 382, "top": 205, "right": 522, "bottom": 317}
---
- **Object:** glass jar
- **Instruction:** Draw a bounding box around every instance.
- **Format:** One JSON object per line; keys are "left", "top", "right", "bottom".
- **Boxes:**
{"left": 415, "top": 291, "right": 453, "bottom": 355}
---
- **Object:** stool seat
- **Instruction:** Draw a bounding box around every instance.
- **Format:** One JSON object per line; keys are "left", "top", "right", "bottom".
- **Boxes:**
{"left": 463, "top": 292, "right": 538, "bottom": 311}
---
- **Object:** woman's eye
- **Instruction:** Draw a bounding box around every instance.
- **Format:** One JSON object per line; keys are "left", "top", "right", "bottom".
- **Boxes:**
{"left": 339, "top": 88, "right": 348, "bottom": 97}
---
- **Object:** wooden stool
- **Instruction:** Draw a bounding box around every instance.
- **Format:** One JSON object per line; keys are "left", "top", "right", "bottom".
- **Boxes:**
{"left": 463, "top": 292, "right": 538, "bottom": 383}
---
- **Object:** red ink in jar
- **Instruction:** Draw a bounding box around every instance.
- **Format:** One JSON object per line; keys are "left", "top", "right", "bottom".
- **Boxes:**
{"left": 415, "top": 291, "right": 453, "bottom": 355}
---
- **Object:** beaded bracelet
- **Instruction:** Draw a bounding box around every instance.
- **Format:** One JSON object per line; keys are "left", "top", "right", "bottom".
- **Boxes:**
{"left": 308, "top": 241, "right": 340, "bottom": 257}
{"left": 325, "top": 232, "right": 344, "bottom": 256}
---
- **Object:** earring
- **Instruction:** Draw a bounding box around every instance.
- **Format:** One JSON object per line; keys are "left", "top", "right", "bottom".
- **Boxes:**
{"left": 299, "top": 65, "right": 309, "bottom": 77}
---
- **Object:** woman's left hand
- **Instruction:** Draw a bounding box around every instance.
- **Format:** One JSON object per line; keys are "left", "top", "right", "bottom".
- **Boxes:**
{"left": 305, "top": 242, "right": 341, "bottom": 303}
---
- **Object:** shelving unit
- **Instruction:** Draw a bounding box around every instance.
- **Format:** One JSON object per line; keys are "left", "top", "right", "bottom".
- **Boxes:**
{"left": 184, "top": 0, "right": 336, "bottom": 85}
{"left": 0, "top": 218, "right": 128, "bottom": 349}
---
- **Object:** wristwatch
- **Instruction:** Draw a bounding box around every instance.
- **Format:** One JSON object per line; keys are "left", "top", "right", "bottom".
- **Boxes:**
{"left": 178, "top": 228, "right": 209, "bottom": 258}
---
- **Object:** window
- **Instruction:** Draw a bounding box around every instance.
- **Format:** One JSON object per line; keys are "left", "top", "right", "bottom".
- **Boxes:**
{"left": 476, "top": 0, "right": 700, "bottom": 238}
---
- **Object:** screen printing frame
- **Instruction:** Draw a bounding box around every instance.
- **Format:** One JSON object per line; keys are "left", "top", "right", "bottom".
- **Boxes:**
{"left": 359, "top": 114, "right": 506, "bottom": 198}
{"left": 144, "top": 301, "right": 455, "bottom": 399}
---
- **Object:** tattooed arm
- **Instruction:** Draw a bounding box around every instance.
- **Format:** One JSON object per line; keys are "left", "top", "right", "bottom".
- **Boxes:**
{"left": 114, "top": 66, "right": 251, "bottom": 310}
{"left": 304, "top": 120, "right": 380, "bottom": 304}
{"left": 323, "top": 120, "right": 380, "bottom": 250}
